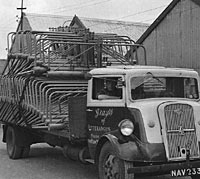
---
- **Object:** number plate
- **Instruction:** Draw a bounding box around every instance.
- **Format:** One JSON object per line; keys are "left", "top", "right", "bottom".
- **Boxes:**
{"left": 171, "top": 168, "right": 200, "bottom": 177}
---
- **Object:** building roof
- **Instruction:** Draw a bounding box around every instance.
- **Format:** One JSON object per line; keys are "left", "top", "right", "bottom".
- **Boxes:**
{"left": 17, "top": 13, "right": 73, "bottom": 31}
{"left": 136, "top": 0, "right": 200, "bottom": 44}
{"left": 18, "top": 13, "right": 149, "bottom": 41}
{"left": 70, "top": 15, "right": 149, "bottom": 41}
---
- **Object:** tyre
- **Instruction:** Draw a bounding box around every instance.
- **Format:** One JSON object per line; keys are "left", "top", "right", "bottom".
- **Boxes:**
{"left": 21, "top": 146, "right": 30, "bottom": 158}
{"left": 6, "top": 126, "right": 30, "bottom": 159}
{"left": 98, "top": 141, "right": 134, "bottom": 179}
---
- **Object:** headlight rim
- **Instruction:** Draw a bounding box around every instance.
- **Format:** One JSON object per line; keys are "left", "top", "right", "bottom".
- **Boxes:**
{"left": 118, "top": 119, "right": 134, "bottom": 136}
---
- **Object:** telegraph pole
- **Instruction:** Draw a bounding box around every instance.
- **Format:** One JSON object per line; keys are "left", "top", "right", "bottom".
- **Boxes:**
{"left": 17, "top": 0, "right": 26, "bottom": 30}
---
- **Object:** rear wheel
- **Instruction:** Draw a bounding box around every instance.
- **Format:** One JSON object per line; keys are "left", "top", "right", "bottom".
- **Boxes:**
{"left": 21, "top": 146, "right": 30, "bottom": 158}
{"left": 98, "top": 141, "right": 134, "bottom": 179}
{"left": 6, "top": 126, "right": 30, "bottom": 159}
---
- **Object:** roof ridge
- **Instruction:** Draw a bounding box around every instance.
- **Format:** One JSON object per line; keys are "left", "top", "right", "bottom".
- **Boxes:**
{"left": 78, "top": 16, "right": 149, "bottom": 26}
{"left": 25, "top": 12, "right": 73, "bottom": 19}
{"left": 136, "top": 0, "right": 180, "bottom": 44}
{"left": 25, "top": 13, "right": 149, "bottom": 26}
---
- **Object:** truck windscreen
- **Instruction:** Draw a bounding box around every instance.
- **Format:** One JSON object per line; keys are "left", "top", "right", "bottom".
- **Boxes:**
{"left": 131, "top": 76, "right": 199, "bottom": 100}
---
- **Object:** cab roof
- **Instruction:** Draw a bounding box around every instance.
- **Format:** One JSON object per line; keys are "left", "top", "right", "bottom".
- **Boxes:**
{"left": 89, "top": 65, "right": 198, "bottom": 77}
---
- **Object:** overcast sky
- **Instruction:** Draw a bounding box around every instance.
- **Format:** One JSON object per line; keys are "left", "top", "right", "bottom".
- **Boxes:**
{"left": 0, "top": 0, "right": 172, "bottom": 58}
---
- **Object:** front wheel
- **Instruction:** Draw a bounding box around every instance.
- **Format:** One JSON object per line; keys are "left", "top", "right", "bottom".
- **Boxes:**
{"left": 98, "top": 141, "right": 134, "bottom": 179}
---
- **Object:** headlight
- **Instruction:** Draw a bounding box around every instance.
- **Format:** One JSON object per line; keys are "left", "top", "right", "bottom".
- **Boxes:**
{"left": 118, "top": 119, "right": 134, "bottom": 136}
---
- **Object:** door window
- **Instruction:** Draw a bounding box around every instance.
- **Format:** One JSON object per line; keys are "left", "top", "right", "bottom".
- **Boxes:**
{"left": 92, "top": 77, "right": 123, "bottom": 100}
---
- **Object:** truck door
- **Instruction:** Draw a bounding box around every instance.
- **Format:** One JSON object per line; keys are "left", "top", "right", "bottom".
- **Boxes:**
{"left": 86, "top": 76, "right": 126, "bottom": 157}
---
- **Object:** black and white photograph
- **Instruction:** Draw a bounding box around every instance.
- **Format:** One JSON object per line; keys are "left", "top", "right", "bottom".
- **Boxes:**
{"left": 0, "top": 0, "right": 200, "bottom": 179}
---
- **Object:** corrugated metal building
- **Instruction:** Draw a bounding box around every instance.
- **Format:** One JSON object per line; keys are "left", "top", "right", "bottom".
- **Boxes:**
{"left": 136, "top": 0, "right": 200, "bottom": 74}
{"left": 17, "top": 13, "right": 149, "bottom": 42}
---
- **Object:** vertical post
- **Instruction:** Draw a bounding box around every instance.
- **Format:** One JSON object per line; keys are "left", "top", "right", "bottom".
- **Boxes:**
{"left": 17, "top": 0, "right": 26, "bottom": 53}
{"left": 17, "top": 0, "right": 26, "bottom": 31}
{"left": 21, "top": 0, "right": 24, "bottom": 31}
{"left": 17, "top": 0, "right": 26, "bottom": 30}
{"left": 97, "top": 39, "right": 102, "bottom": 68}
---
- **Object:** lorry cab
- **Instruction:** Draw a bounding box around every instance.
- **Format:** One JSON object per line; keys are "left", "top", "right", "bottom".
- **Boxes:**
{"left": 86, "top": 65, "right": 200, "bottom": 179}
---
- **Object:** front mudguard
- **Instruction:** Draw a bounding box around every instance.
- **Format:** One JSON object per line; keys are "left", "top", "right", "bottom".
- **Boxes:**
{"left": 95, "top": 133, "right": 167, "bottom": 164}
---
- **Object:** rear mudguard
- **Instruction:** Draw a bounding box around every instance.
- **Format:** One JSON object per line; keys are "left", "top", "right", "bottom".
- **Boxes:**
{"left": 95, "top": 133, "right": 167, "bottom": 164}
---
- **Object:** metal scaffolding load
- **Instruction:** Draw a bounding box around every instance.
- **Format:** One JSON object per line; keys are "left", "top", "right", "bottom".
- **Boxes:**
{"left": 0, "top": 27, "right": 146, "bottom": 130}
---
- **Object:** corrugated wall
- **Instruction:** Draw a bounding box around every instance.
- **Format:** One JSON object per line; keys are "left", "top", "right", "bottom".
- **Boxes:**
{"left": 138, "top": 0, "right": 200, "bottom": 74}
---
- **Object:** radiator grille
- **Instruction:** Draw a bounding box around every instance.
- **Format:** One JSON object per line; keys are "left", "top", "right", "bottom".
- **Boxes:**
{"left": 164, "top": 103, "right": 199, "bottom": 160}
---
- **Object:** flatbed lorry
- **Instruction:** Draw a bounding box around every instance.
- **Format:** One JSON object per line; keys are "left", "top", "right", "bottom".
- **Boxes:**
{"left": 1, "top": 29, "right": 200, "bottom": 179}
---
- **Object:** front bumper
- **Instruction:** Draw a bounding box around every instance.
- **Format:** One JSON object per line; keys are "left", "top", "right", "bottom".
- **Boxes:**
{"left": 128, "top": 160, "right": 200, "bottom": 175}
